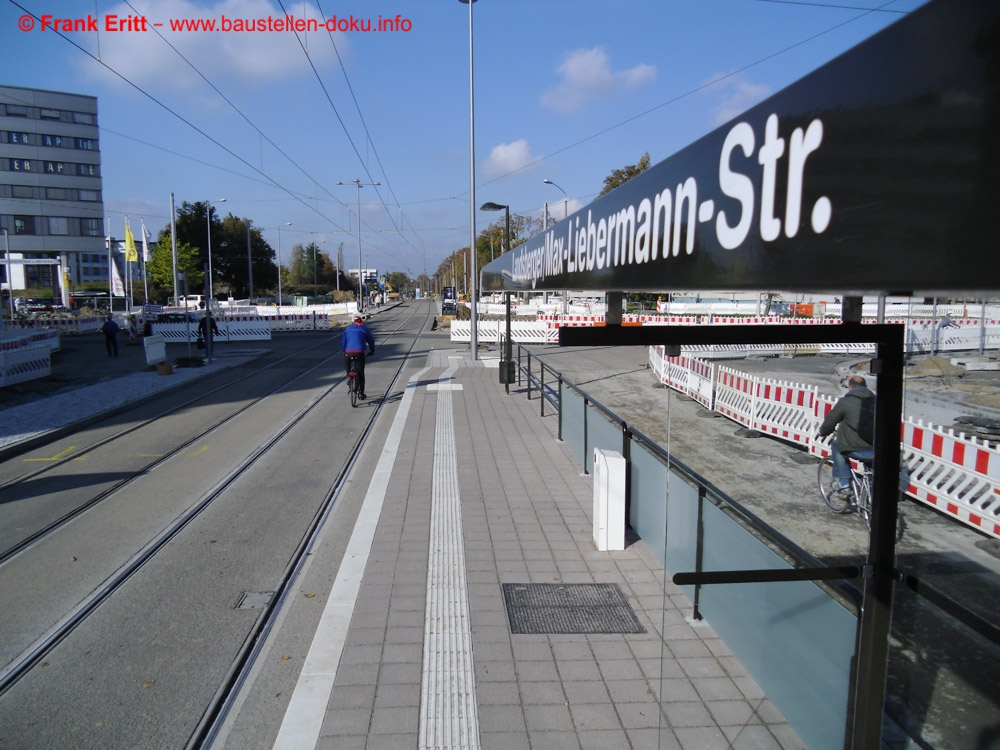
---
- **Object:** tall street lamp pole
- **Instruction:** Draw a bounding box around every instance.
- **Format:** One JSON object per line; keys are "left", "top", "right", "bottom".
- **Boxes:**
{"left": 460, "top": 0, "right": 479, "bottom": 359}
{"left": 544, "top": 180, "right": 569, "bottom": 313}
{"left": 2, "top": 227, "right": 13, "bottom": 319}
{"left": 543, "top": 179, "right": 568, "bottom": 220}
{"left": 246, "top": 219, "right": 254, "bottom": 302}
{"left": 276, "top": 222, "right": 291, "bottom": 309}
{"left": 206, "top": 197, "right": 226, "bottom": 304}
{"left": 481, "top": 201, "right": 512, "bottom": 390}
{"left": 337, "top": 179, "right": 379, "bottom": 314}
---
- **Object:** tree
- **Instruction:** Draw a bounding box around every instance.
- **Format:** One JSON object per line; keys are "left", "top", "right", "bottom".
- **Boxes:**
{"left": 473, "top": 212, "right": 541, "bottom": 278}
{"left": 216, "top": 215, "right": 275, "bottom": 298}
{"left": 386, "top": 271, "right": 411, "bottom": 296}
{"left": 161, "top": 202, "right": 278, "bottom": 299}
{"left": 599, "top": 152, "right": 650, "bottom": 196}
{"left": 146, "top": 235, "right": 203, "bottom": 298}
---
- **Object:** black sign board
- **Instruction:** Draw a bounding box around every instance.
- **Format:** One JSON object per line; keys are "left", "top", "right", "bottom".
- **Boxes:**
{"left": 481, "top": 0, "right": 1000, "bottom": 297}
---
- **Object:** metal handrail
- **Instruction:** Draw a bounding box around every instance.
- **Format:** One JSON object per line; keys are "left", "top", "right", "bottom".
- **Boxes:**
{"left": 510, "top": 343, "right": 863, "bottom": 611}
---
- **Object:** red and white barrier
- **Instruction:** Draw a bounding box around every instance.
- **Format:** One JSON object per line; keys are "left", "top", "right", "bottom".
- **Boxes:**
{"left": 753, "top": 379, "right": 818, "bottom": 446}
{"left": 714, "top": 366, "right": 756, "bottom": 429}
{"left": 650, "top": 353, "right": 1000, "bottom": 539}
{"left": 902, "top": 420, "right": 1000, "bottom": 537}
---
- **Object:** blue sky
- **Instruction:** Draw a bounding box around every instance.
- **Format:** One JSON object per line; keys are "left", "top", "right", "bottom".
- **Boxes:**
{"left": 2, "top": 0, "right": 928, "bottom": 280}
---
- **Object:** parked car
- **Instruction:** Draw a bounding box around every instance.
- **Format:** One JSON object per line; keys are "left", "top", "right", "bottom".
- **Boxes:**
{"left": 24, "top": 297, "right": 59, "bottom": 312}
{"left": 155, "top": 312, "right": 202, "bottom": 324}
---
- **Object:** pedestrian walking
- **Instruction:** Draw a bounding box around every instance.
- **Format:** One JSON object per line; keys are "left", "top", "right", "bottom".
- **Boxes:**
{"left": 101, "top": 314, "right": 120, "bottom": 357}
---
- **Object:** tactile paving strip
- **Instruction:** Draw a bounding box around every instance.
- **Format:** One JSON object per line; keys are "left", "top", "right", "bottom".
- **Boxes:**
{"left": 502, "top": 583, "right": 646, "bottom": 635}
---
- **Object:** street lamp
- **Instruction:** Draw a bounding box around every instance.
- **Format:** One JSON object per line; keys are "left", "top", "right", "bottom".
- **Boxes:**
{"left": 544, "top": 180, "right": 569, "bottom": 313}
{"left": 337, "top": 179, "right": 380, "bottom": 314}
{"left": 481, "top": 201, "right": 513, "bottom": 391}
{"left": 276, "top": 222, "right": 291, "bottom": 309}
{"left": 460, "top": 0, "right": 479, "bottom": 359}
{"left": 206, "top": 198, "right": 226, "bottom": 304}
{"left": 543, "top": 179, "right": 568, "bottom": 220}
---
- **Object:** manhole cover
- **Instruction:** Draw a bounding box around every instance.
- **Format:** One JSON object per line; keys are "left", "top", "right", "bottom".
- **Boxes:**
{"left": 502, "top": 583, "right": 645, "bottom": 635}
{"left": 236, "top": 591, "right": 274, "bottom": 610}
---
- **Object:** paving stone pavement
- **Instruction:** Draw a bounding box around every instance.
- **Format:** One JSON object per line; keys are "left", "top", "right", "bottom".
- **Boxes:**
{"left": 302, "top": 351, "right": 805, "bottom": 750}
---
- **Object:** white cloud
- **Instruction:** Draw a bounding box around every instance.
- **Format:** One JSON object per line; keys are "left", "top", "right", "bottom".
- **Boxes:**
{"left": 541, "top": 47, "right": 655, "bottom": 113}
{"left": 482, "top": 139, "right": 537, "bottom": 179}
{"left": 78, "top": 0, "right": 344, "bottom": 92}
{"left": 706, "top": 74, "right": 772, "bottom": 126}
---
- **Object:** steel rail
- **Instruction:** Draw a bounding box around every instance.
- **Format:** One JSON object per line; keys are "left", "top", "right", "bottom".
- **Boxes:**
{"left": 0, "top": 304, "right": 420, "bottom": 699}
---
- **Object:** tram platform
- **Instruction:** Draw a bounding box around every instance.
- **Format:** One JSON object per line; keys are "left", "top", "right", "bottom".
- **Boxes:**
{"left": 271, "top": 349, "right": 806, "bottom": 750}
{"left": 0, "top": 334, "right": 805, "bottom": 748}
{"left": 1, "top": 324, "right": 940, "bottom": 748}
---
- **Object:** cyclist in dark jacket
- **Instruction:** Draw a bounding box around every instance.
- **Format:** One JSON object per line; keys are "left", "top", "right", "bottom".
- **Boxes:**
{"left": 819, "top": 375, "right": 875, "bottom": 491}
{"left": 341, "top": 314, "right": 375, "bottom": 399}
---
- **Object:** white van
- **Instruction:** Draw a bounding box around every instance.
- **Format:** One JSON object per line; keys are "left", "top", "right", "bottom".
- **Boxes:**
{"left": 177, "top": 295, "right": 207, "bottom": 308}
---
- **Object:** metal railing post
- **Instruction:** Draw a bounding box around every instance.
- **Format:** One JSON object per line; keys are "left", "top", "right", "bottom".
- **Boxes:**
{"left": 557, "top": 374, "right": 563, "bottom": 441}
{"left": 540, "top": 365, "right": 545, "bottom": 417}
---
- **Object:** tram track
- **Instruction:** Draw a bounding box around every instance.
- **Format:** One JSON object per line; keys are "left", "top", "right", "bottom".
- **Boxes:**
{"left": 0, "top": 303, "right": 431, "bottom": 746}
{"left": 188, "top": 304, "right": 432, "bottom": 749}
{"left": 0, "top": 306, "right": 420, "bottom": 568}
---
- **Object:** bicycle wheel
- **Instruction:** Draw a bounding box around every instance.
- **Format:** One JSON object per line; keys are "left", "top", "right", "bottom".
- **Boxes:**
{"left": 856, "top": 480, "right": 872, "bottom": 529}
{"left": 349, "top": 374, "right": 358, "bottom": 407}
{"left": 818, "top": 457, "right": 853, "bottom": 513}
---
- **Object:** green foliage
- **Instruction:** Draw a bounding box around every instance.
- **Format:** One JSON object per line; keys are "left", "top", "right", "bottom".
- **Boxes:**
{"left": 146, "top": 236, "right": 203, "bottom": 291}
{"left": 599, "top": 152, "right": 650, "bottom": 196}
{"left": 153, "top": 203, "right": 278, "bottom": 298}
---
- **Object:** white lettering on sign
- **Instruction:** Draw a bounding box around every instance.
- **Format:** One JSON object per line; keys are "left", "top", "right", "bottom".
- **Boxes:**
{"left": 509, "top": 113, "right": 830, "bottom": 288}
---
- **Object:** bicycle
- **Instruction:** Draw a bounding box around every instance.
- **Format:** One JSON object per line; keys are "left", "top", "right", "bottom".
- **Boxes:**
{"left": 817, "top": 453, "right": 906, "bottom": 539}
{"left": 346, "top": 354, "right": 362, "bottom": 408}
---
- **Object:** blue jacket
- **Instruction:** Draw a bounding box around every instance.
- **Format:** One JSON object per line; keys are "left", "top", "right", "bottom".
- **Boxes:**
{"left": 341, "top": 322, "right": 375, "bottom": 353}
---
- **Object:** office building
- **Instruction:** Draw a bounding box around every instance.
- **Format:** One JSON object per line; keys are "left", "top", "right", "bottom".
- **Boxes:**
{"left": 1, "top": 85, "right": 105, "bottom": 305}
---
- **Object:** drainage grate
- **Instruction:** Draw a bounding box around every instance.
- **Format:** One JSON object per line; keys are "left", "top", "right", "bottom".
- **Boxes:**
{"left": 236, "top": 591, "right": 274, "bottom": 610}
{"left": 502, "top": 583, "right": 645, "bottom": 635}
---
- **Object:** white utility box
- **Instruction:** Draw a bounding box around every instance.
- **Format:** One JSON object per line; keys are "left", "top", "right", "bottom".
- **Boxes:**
{"left": 143, "top": 334, "right": 167, "bottom": 365}
{"left": 593, "top": 448, "right": 626, "bottom": 551}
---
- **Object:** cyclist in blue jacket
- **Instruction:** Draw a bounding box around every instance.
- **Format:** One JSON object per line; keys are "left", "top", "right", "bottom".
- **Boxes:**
{"left": 341, "top": 314, "right": 375, "bottom": 399}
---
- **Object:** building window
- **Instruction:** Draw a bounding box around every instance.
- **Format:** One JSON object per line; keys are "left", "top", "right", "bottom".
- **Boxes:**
{"left": 5, "top": 105, "right": 28, "bottom": 117}
{"left": 9, "top": 159, "right": 32, "bottom": 171}
{"left": 42, "top": 134, "right": 63, "bottom": 148}
{"left": 48, "top": 217, "right": 69, "bottom": 235}
{"left": 78, "top": 189, "right": 100, "bottom": 201}
{"left": 72, "top": 112, "right": 94, "bottom": 125}
{"left": 75, "top": 138, "right": 96, "bottom": 150}
{"left": 46, "top": 187, "right": 67, "bottom": 200}
{"left": 40, "top": 108, "right": 61, "bottom": 120}
{"left": 76, "top": 163, "right": 97, "bottom": 177}
{"left": 12, "top": 185, "right": 33, "bottom": 198}
{"left": 43, "top": 161, "right": 66, "bottom": 174}
{"left": 81, "top": 218, "right": 101, "bottom": 237}
{"left": 7, "top": 132, "right": 31, "bottom": 144}
{"left": 14, "top": 216, "right": 35, "bottom": 235}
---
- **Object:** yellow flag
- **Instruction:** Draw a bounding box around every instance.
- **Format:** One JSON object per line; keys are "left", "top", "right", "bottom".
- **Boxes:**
{"left": 124, "top": 223, "right": 138, "bottom": 262}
